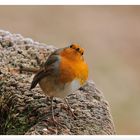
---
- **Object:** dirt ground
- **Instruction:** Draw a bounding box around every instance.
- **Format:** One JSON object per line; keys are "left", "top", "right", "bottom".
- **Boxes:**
{"left": 0, "top": 6, "right": 140, "bottom": 134}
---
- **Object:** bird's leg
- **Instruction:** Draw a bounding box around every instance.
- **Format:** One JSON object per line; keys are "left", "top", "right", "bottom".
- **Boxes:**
{"left": 50, "top": 96, "right": 57, "bottom": 125}
{"left": 64, "top": 98, "right": 77, "bottom": 119}
{"left": 50, "top": 96, "right": 66, "bottom": 128}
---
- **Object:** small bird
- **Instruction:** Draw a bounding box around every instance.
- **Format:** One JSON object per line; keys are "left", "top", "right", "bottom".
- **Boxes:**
{"left": 30, "top": 43, "right": 88, "bottom": 125}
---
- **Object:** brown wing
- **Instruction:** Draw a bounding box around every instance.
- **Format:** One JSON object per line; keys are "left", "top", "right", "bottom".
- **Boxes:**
{"left": 30, "top": 49, "right": 62, "bottom": 90}
{"left": 30, "top": 70, "right": 48, "bottom": 90}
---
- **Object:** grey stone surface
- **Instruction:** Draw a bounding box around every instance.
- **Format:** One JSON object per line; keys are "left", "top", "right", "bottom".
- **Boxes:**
{"left": 0, "top": 30, "right": 115, "bottom": 135}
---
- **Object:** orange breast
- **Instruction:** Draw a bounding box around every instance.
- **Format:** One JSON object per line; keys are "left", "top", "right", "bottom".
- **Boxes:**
{"left": 59, "top": 56, "right": 88, "bottom": 85}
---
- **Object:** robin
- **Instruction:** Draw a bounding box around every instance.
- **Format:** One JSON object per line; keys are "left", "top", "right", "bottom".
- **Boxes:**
{"left": 30, "top": 43, "right": 88, "bottom": 125}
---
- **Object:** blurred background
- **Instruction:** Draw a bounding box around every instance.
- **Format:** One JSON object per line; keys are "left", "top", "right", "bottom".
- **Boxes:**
{"left": 0, "top": 6, "right": 140, "bottom": 134}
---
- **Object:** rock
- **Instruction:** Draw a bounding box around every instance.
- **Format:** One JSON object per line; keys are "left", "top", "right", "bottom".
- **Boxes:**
{"left": 0, "top": 30, "right": 116, "bottom": 135}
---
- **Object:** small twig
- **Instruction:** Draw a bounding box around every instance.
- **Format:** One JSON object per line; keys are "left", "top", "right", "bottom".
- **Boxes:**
{"left": 35, "top": 56, "right": 41, "bottom": 66}
{"left": 19, "top": 65, "right": 40, "bottom": 73}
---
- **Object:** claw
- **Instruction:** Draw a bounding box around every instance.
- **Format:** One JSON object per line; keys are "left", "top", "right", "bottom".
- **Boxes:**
{"left": 64, "top": 98, "right": 77, "bottom": 119}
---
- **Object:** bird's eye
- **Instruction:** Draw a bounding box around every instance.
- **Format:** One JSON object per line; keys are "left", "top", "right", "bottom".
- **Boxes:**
{"left": 70, "top": 45, "right": 73, "bottom": 48}
{"left": 81, "top": 52, "right": 83, "bottom": 55}
{"left": 76, "top": 48, "right": 80, "bottom": 51}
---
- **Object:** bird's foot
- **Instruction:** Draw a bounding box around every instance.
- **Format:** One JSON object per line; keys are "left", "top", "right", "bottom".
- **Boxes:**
{"left": 51, "top": 117, "right": 66, "bottom": 128}
{"left": 64, "top": 98, "right": 77, "bottom": 119}
{"left": 67, "top": 106, "right": 77, "bottom": 119}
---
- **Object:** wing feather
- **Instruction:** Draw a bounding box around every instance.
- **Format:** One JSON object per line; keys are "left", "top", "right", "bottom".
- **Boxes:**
{"left": 30, "top": 49, "right": 62, "bottom": 90}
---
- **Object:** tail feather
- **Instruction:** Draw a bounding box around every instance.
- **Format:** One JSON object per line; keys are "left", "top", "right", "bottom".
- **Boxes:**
{"left": 30, "top": 70, "right": 48, "bottom": 90}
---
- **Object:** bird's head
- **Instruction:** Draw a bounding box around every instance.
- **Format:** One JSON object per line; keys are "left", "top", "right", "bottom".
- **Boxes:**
{"left": 61, "top": 43, "right": 85, "bottom": 61}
